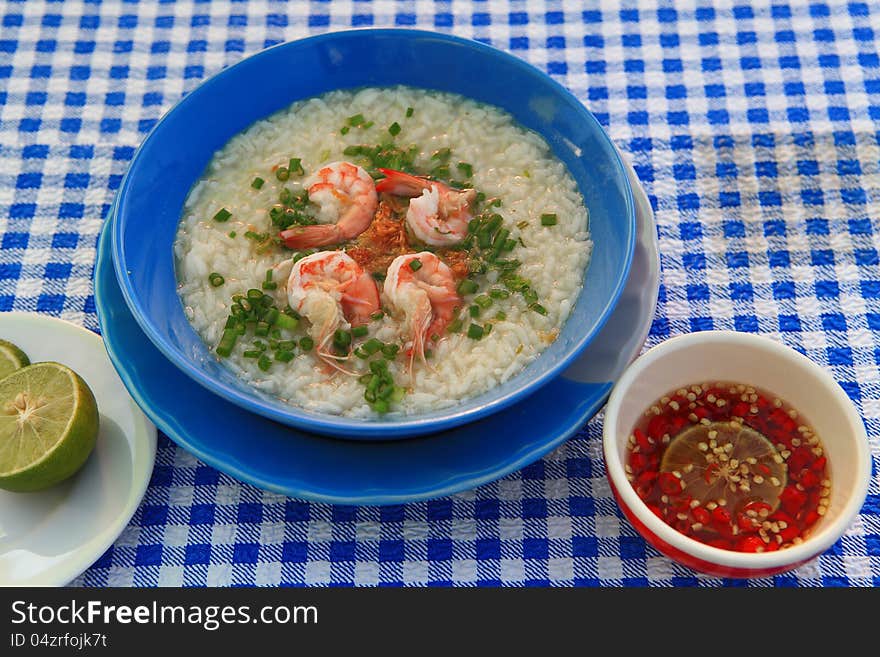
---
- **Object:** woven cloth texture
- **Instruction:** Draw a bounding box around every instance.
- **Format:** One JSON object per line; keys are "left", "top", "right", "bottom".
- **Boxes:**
{"left": 0, "top": 0, "right": 878, "bottom": 586}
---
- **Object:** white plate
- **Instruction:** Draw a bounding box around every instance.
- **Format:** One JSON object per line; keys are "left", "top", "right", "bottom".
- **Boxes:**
{"left": 0, "top": 313, "right": 156, "bottom": 586}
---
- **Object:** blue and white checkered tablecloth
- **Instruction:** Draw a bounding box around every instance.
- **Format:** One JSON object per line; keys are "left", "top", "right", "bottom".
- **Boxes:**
{"left": 1, "top": 0, "right": 878, "bottom": 587}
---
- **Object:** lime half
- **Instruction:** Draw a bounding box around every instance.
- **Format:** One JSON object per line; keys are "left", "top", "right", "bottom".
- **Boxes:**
{"left": 0, "top": 339, "right": 30, "bottom": 380}
{"left": 0, "top": 362, "right": 99, "bottom": 492}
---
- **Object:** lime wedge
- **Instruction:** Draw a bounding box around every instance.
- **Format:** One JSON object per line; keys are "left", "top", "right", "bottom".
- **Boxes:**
{"left": 0, "top": 339, "right": 30, "bottom": 380}
{"left": 0, "top": 362, "right": 99, "bottom": 492}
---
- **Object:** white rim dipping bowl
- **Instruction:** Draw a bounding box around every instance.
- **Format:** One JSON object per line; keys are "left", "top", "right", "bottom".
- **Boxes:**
{"left": 602, "top": 330, "right": 872, "bottom": 578}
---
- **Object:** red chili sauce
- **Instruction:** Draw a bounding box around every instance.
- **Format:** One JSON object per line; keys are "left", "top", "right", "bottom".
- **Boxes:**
{"left": 625, "top": 382, "right": 830, "bottom": 553}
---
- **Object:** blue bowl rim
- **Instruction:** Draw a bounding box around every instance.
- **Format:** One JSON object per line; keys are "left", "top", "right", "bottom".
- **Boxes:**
{"left": 111, "top": 28, "right": 636, "bottom": 439}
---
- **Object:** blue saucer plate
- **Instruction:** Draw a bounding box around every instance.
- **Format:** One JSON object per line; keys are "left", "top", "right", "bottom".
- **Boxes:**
{"left": 94, "top": 160, "right": 657, "bottom": 505}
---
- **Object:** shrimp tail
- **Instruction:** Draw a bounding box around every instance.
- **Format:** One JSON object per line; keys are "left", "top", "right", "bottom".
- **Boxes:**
{"left": 279, "top": 224, "right": 341, "bottom": 249}
{"left": 375, "top": 168, "right": 433, "bottom": 197}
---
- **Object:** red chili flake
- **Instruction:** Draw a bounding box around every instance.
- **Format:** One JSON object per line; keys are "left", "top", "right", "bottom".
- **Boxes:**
{"left": 692, "top": 507, "right": 711, "bottom": 525}
{"left": 811, "top": 455, "right": 827, "bottom": 472}
{"left": 658, "top": 472, "right": 682, "bottom": 495}
{"left": 737, "top": 512, "right": 759, "bottom": 533}
{"left": 780, "top": 486, "right": 808, "bottom": 516}
{"left": 704, "top": 462, "right": 720, "bottom": 484}
{"left": 787, "top": 447, "right": 813, "bottom": 474}
{"left": 779, "top": 525, "right": 800, "bottom": 542}
{"left": 732, "top": 401, "right": 751, "bottom": 417}
{"left": 711, "top": 506, "right": 731, "bottom": 527}
{"left": 799, "top": 470, "right": 820, "bottom": 489}
{"left": 634, "top": 428, "right": 654, "bottom": 453}
{"left": 647, "top": 415, "right": 668, "bottom": 441}
{"left": 737, "top": 536, "right": 766, "bottom": 552}
{"left": 630, "top": 451, "right": 648, "bottom": 472}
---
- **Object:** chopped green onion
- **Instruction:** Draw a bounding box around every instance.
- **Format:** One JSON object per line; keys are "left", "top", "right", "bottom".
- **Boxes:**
{"left": 381, "top": 344, "right": 399, "bottom": 359}
{"left": 474, "top": 295, "right": 493, "bottom": 309}
{"left": 228, "top": 231, "right": 237, "bottom": 238}
{"left": 475, "top": 191, "right": 487, "bottom": 204}
{"left": 489, "top": 198, "right": 502, "bottom": 208}
{"left": 243, "top": 349, "right": 261, "bottom": 359}
{"left": 469, "top": 305, "right": 480, "bottom": 318}
{"left": 262, "top": 281, "right": 277, "bottom": 290}
{"left": 251, "top": 177, "right": 265, "bottom": 190}
{"left": 363, "top": 338, "right": 383, "bottom": 355}
{"left": 263, "top": 307, "right": 279, "bottom": 325}
{"left": 503, "top": 239, "right": 516, "bottom": 251}
{"left": 275, "top": 167, "right": 289, "bottom": 181}
{"left": 247, "top": 288, "right": 263, "bottom": 301}
{"left": 362, "top": 121, "right": 374, "bottom": 129}
{"left": 213, "top": 208, "right": 232, "bottom": 222}
{"left": 352, "top": 326, "right": 369, "bottom": 338}
{"left": 370, "top": 310, "right": 384, "bottom": 321}
{"left": 429, "top": 164, "right": 450, "bottom": 180}
{"left": 333, "top": 329, "right": 352, "bottom": 350}
{"left": 288, "top": 158, "right": 304, "bottom": 176}
{"left": 457, "top": 162, "right": 473, "bottom": 178}
{"left": 371, "top": 271, "right": 386, "bottom": 282}
{"left": 299, "top": 336, "right": 314, "bottom": 351}
{"left": 431, "top": 147, "right": 451, "bottom": 163}
{"left": 341, "top": 126, "right": 350, "bottom": 135}
{"left": 209, "top": 272, "right": 225, "bottom": 287}
{"left": 372, "top": 399, "right": 390, "bottom": 414}
{"left": 388, "top": 122, "right": 401, "bottom": 136}
{"left": 489, "top": 288, "right": 510, "bottom": 299}
{"left": 483, "top": 323, "right": 493, "bottom": 335}
{"left": 275, "top": 349, "right": 295, "bottom": 363}
{"left": 495, "top": 311, "right": 507, "bottom": 321}
{"left": 348, "top": 113, "right": 366, "bottom": 127}
{"left": 541, "top": 213, "right": 558, "bottom": 226}
{"left": 406, "top": 107, "right": 414, "bottom": 118}
{"left": 409, "top": 258, "right": 422, "bottom": 272}
{"left": 255, "top": 321, "right": 269, "bottom": 337}
{"left": 274, "top": 313, "right": 298, "bottom": 331}
{"left": 257, "top": 354, "right": 272, "bottom": 371}
{"left": 489, "top": 228, "right": 510, "bottom": 260}
{"left": 447, "top": 318, "right": 463, "bottom": 333}
{"left": 457, "top": 279, "right": 478, "bottom": 295}
{"left": 530, "top": 303, "right": 548, "bottom": 315}
{"left": 493, "top": 259, "right": 521, "bottom": 272}
{"left": 516, "top": 220, "right": 529, "bottom": 230}
{"left": 467, "top": 324, "right": 484, "bottom": 340}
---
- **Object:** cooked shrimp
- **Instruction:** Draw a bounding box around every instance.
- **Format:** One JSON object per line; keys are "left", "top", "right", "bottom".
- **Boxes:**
{"left": 374, "top": 168, "right": 475, "bottom": 247}
{"left": 279, "top": 161, "right": 378, "bottom": 249}
{"left": 280, "top": 251, "right": 380, "bottom": 370}
{"left": 383, "top": 252, "right": 461, "bottom": 369}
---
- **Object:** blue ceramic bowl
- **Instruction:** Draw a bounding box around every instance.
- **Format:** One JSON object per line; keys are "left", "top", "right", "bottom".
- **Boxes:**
{"left": 112, "top": 29, "right": 635, "bottom": 439}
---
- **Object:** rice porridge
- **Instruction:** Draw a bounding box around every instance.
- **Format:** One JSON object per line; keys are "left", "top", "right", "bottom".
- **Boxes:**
{"left": 174, "top": 86, "right": 592, "bottom": 418}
